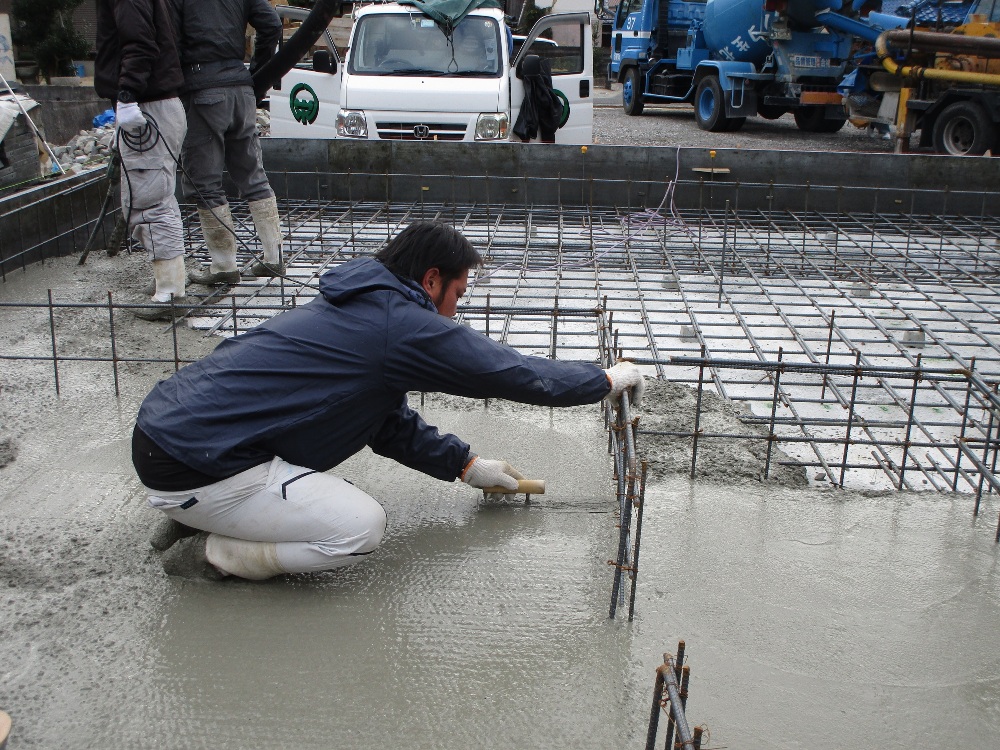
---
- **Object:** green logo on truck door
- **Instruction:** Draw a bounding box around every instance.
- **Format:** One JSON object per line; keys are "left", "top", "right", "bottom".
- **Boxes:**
{"left": 290, "top": 83, "right": 319, "bottom": 125}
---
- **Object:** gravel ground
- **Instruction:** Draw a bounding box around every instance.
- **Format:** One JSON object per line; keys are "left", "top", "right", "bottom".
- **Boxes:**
{"left": 591, "top": 83, "right": 906, "bottom": 153}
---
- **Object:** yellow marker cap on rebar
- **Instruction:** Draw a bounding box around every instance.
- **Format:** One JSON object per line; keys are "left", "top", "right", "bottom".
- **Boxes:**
{"left": 710, "top": 150, "right": 716, "bottom": 158}
{"left": 581, "top": 146, "right": 588, "bottom": 154}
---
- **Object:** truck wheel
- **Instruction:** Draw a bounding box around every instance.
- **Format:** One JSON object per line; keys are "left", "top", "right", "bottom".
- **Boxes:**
{"left": 623, "top": 68, "right": 644, "bottom": 117}
{"left": 933, "top": 101, "right": 996, "bottom": 156}
{"left": 793, "top": 106, "right": 844, "bottom": 133}
{"left": 695, "top": 76, "right": 731, "bottom": 132}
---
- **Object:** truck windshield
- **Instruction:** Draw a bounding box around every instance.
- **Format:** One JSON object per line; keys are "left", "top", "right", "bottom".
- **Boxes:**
{"left": 349, "top": 13, "right": 503, "bottom": 77}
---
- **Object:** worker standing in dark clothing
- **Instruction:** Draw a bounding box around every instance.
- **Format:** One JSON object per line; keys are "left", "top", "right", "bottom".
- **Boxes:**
{"left": 95, "top": 0, "right": 190, "bottom": 321}
{"left": 135, "top": 223, "right": 645, "bottom": 581}
{"left": 173, "top": 0, "right": 285, "bottom": 285}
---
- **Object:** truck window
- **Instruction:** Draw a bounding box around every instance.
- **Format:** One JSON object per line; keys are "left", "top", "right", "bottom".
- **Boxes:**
{"left": 349, "top": 13, "right": 503, "bottom": 77}
{"left": 615, "top": 0, "right": 643, "bottom": 27}
{"left": 523, "top": 26, "right": 583, "bottom": 75}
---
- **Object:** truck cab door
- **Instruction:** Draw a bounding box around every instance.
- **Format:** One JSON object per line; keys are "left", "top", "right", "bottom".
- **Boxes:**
{"left": 269, "top": 6, "right": 343, "bottom": 139}
{"left": 509, "top": 12, "right": 593, "bottom": 145}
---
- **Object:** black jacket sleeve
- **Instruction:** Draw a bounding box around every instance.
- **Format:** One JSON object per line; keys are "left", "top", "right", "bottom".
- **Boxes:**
{"left": 248, "top": 0, "right": 282, "bottom": 73}
{"left": 114, "top": 0, "right": 159, "bottom": 96}
{"left": 367, "top": 398, "right": 472, "bottom": 481}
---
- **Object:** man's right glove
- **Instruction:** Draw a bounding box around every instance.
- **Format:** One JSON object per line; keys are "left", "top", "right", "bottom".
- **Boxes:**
{"left": 461, "top": 456, "right": 525, "bottom": 491}
{"left": 115, "top": 101, "right": 146, "bottom": 133}
{"left": 604, "top": 361, "right": 645, "bottom": 408}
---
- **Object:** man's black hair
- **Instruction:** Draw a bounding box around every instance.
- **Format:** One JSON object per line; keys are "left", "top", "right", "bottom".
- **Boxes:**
{"left": 376, "top": 222, "right": 483, "bottom": 283}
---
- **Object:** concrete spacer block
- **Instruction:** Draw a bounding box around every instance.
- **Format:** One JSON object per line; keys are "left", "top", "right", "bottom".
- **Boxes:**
{"left": 903, "top": 329, "right": 926, "bottom": 349}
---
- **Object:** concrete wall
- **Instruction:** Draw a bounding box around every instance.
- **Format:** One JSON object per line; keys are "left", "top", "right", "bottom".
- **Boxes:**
{"left": 23, "top": 84, "right": 107, "bottom": 145}
{"left": 259, "top": 139, "right": 1000, "bottom": 214}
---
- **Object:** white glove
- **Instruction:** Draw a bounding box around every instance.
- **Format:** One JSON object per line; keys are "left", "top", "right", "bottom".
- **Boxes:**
{"left": 115, "top": 101, "right": 146, "bottom": 132}
{"left": 604, "top": 361, "right": 645, "bottom": 408}
{"left": 461, "top": 456, "right": 525, "bottom": 491}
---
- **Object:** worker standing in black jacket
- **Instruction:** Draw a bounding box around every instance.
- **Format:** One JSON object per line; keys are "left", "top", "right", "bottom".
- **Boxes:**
{"left": 95, "top": 0, "right": 190, "bottom": 321}
{"left": 173, "top": 0, "right": 285, "bottom": 286}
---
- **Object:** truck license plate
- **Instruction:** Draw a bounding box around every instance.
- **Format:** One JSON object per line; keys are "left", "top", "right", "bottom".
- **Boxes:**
{"left": 791, "top": 55, "right": 830, "bottom": 68}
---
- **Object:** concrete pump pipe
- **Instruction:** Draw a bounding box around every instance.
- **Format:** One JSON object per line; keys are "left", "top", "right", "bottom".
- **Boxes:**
{"left": 251, "top": 0, "right": 345, "bottom": 103}
{"left": 876, "top": 28, "right": 1000, "bottom": 85}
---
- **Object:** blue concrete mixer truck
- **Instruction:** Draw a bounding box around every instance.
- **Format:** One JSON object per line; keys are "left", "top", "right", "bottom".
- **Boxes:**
{"left": 608, "top": 0, "right": 888, "bottom": 132}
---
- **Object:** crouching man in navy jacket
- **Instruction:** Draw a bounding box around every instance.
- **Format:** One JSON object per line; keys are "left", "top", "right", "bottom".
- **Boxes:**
{"left": 133, "top": 222, "right": 645, "bottom": 580}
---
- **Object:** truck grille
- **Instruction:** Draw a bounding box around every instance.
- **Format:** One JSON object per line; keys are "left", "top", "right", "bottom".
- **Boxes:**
{"left": 375, "top": 122, "right": 467, "bottom": 141}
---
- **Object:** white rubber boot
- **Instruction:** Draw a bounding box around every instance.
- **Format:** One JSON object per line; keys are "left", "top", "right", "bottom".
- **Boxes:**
{"left": 248, "top": 196, "right": 286, "bottom": 277}
{"left": 189, "top": 204, "right": 241, "bottom": 286}
{"left": 205, "top": 534, "right": 287, "bottom": 580}
{"left": 134, "top": 256, "right": 191, "bottom": 321}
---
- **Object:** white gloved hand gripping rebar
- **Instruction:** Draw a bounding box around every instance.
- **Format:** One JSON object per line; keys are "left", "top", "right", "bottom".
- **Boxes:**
{"left": 604, "top": 361, "right": 645, "bottom": 408}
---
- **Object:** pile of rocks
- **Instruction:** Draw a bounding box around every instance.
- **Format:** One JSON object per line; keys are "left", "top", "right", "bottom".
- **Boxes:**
{"left": 46, "top": 126, "right": 116, "bottom": 174}
{"left": 256, "top": 107, "right": 270, "bottom": 137}
{"left": 38, "top": 106, "right": 270, "bottom": 178}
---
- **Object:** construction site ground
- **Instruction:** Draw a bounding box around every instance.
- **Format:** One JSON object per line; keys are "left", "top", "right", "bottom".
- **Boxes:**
{"left": 2, "top": 227, "right": 1000, "bottom": 747}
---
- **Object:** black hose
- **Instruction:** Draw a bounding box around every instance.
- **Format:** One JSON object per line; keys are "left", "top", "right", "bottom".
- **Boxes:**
{"left": 251, "top": 0, "right": 346, "bottom": 103}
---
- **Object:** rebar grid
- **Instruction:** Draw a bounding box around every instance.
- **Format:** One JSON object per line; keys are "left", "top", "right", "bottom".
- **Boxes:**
{"left": 0, "top": 171, "right": 113, "bottom": 281}
{"left": 5, "top": 193, "right": 1000, "bottom": 501}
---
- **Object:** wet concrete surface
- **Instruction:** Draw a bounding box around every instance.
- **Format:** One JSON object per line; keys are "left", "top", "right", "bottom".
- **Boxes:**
{"left": 3, "top": 257, "right": 1000, "bottom": 748}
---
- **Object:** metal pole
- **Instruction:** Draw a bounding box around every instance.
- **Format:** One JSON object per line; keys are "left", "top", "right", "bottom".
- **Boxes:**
{"left": 645, "top": 664, "right": 666, "bottom": 750}
{"left": 975, "top": 385, "right": 997, "bottom": 516}
{"left": 690, "top": 347, "right": 706, "bottom": 479}
{"left": 821, "top": 310, "right": 836, "bottom": 400}
{"left": 840, "top": 351, "right": 863, "bottom": 487}
{"left": 47, "top": 289, "right": 60, "bottom": 395}
{"left": 898, "top": 354, "right": 922, "bottom": 489}
{"left": 107, "top": 291, "right": 120, "bottom": 397}
{"left": 628, "top": 461, "right": 649, "bottom": 621}
{"left": 764, "top": 347, "right": 783, "bottom": 479}
{"left": 718, "top": 200, "right": 729, "bottom": 308}
{"left": 954, "top": 359, "right": 975, "bottom": 490}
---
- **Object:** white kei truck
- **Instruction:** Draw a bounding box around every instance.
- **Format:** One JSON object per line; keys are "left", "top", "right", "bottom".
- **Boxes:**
{"left": 269, "top": 2, "right": 594, "bottom": 144}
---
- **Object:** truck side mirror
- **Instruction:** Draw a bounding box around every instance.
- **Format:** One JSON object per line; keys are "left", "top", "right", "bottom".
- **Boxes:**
{"left": 313, "top": 50, "right": 337, "bottom": 74}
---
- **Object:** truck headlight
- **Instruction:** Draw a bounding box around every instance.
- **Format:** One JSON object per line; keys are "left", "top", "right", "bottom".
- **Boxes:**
{"left": 336, "top": 110, "right": 368, "bottom": 138}
{"left": 475, "top": 113, "right": 508, "bottom": 141}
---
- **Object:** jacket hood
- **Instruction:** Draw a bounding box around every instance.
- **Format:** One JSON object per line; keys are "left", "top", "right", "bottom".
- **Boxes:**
{"left": 319, "top": 257, "right": 437, "bottom": 312}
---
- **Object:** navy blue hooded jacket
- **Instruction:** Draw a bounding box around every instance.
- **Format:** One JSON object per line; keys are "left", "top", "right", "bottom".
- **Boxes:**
{"left": 135, "top": 258, "right": 610, "bottom": 483}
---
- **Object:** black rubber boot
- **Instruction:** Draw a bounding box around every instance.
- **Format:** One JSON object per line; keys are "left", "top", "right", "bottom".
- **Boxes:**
{"left": 160, "top": 533, "right": 230, "bottom": 581}
{"left": 188, "top": 268, "right": 241, "bottom": 286}
{"left": 149, "top": 516, "right": 200, "bottom": 552}
{"left": 132, "top": 298, "right": 197, "bottom": 321}
{"left": 249, "top": 261, "right": 286, "bottom": 278}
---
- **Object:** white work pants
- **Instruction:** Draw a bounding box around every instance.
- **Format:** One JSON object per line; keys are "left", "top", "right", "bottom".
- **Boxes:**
{"left": 144, "top": 457, "right": 387, "bottom": 574}
{"left": 119, "top": 97, "right": 187, "bottom": 261}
